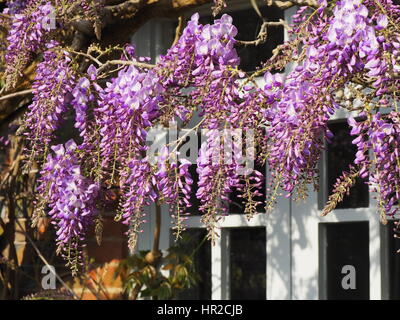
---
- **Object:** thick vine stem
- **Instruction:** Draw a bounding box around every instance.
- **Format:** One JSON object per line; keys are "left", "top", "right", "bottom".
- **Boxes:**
{"left": 144, "top": 204, "right": 162, "bottom": 266}
{"left": 236, "top": 20, "right": 289, "bottom": 46}
{"left": 266, "top": 0, "right": 318, "bottom": 9}
{"left": 0, "top": 89, "right": 33, "bottom": 102}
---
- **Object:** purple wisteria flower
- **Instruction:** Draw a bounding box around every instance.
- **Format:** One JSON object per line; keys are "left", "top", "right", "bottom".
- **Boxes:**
{"left": 96, "top": 65, "right": 163, "bottom": 177}
{"left": 23, "top": 41, "right": 75, "bottom": 162}
{"left": 5, "top": 1, "right": 54, "bottom": 88}
{"left": 349, "top": 113, "right": 400, "bottom": 217}
{"left": 37, "top": 139, "right": 99, "bottom": 267}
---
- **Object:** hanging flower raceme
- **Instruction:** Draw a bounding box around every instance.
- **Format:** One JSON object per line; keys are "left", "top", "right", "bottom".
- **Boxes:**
{"left": 154, "top": 14, "right": 201, "bottom": 123}
{"left": 264, "top": 64, "right": 337, "bottom": 199}
{"left": 348, "top": 115, "right": 371, "bottom": 178}
{"left": 70, "top": 65, "right": 104, "bottom": 175}
{"left": 37, "top": 139, "right": 99, "bottom": 273}
{"left": 118, "top": 158, "right": 157, "bottom": 252}
{"left": 154, "top": 146, "right": 193, "bottom": 238}
{"left": 322, "top": 164, "right": 361, "bottom": 216}
{"left": 191, "top": 13, "right": 240, "bottom": 128}
{"left": 160, "top": 14, "right": 253, "bottom": 238}
{"left": 368, "top": 112, "right": 400, "bottom": 218}
{"left": 96, "top": 65, "right": 163, "bottom": 181}
{"left": 21, "top": 41, "right": 75, "bottom": 166}
{"left": 5, "top": 1, "right": 54, "bottom": 89}
{"left": 260, "top": 5, "right": 336, "bottom": 199}
{"left": 348, "top": 112, "right": 400, "bottom": 218}
{"left": 197, "top": 129, "right": 259, "bottom": 238}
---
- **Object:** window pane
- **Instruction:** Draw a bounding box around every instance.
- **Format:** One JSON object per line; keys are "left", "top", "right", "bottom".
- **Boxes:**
{"left": 186, "top": 164, "right": 202, "bottom": 216}
{"left": 327, "top": 121, "right": 369, "bottom": 209}
{"left": 198, "top": 6, "right": 284, "bottom": 72}
{"left": 175, "top": 229, "right": 211, "bottom": 299}
{"left": 178, "top": 131, "right": 202, "bottom": 216}
{"left": 380, "top": 220, "right": 400, "bottom": 300}
{"left": 319, "top": 222, "right": 370, "bottom": 300}
{"left": 230, "top": 7, "right": 284, "bottom": 72}
{"left": 230, "top": 227, "right": 266, "bottom": 299}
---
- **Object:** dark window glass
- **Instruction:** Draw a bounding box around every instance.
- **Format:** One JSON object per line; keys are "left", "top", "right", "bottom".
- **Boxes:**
{"left": 319, "top": 222, "right": 370, "bottom": 300}
{"left": 230, "top": 227, "right": 266, "bottom": 299}
{"left": 185, "top": 164, "right": 201, "bottom": 216}
{"left": 380, "top": 220, "right": 400, "bottom": 300}
{"left": 327, "top": 121, "right": 369, "bottom": 209}
{"left": 183, "top": 132, "right": 201, "bottom": 216}
{"left": 199, "top": 6, "right": 284, "bottom": 72}
{"left": 175, "top": 229, "right": 211, "bottom": 300}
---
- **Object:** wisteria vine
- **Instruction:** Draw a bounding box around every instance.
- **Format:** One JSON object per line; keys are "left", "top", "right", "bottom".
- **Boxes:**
{"left": 0, "top": 0, "right": 399, "bottom": 273}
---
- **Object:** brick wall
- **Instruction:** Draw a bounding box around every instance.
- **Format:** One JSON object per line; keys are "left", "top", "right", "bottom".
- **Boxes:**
{"left": 2, "top": 215, "right": 130, "bottom": 300}
{"left": 71, "top": 215, "right": 129, "bottom": 300}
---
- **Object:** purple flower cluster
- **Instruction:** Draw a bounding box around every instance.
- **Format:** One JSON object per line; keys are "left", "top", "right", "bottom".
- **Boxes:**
{"left": 37, "top": 140, "right": 99, "bottom": 261}
{"left": 325, "top": 0, "right": 381, "bottom": 82}
{"left": 154, "top": 147, "right": 193, "bottom": 237}
{"left": 5, "top": 1, "right": 54, "bottom": 89}
{"left": 327, "top": 0, "right": 371, "bottom": 48}
{"left": 264, "top": 0, "right": 400, "bottom": 204}
{"left": 23, "top": 41, "right": 75, "bottom": 162}
{"left": 196, "top": 130, "right": 262, "bottom": 219}
{"left": 118, "top": 158, "right": 157, "bottom": 252}
{"left": 155, "top": 13, "right": 239, "bottom": 124}
{"left": 70, "top": 65, "right": 103, "bottom": 161}
{"left": 4, "top": 0, "right": 28, "bottom": 14}
{"left": 155, "top": 14, "right": 265, "bottom": 229}
{"left": 96, "top": 66, "right": 163, "bottom": 179}
{"left": 194, "top": 14, "right": 238, "bottom": 66}
{"left": 348, "top": 116, "right": 371, "bottom": 179}
{"left": 157, "top": 13, "right": 238, "bottom": 83}
{"left": 23, "top": 42, "right": 74, "bottom": 156}
{"left": 264, "top": 67, "right": 336, "bottom": 196}
{"left": 190, "top": 14, "right": 239, "bottom": 128}
{"left": 156, "top": 147, "right": 192, "bottom": 205}
{"left": 325, "top": 0, "right": 400, "bottom": 93}
{"left": 196, "top": 130, "right": 237, "bottom": 233}
{"left": 369, "top": 113, "right": 400, "bottom": 217}
{"left": 349, "top": 113, "right": 400, "bottom": 217}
